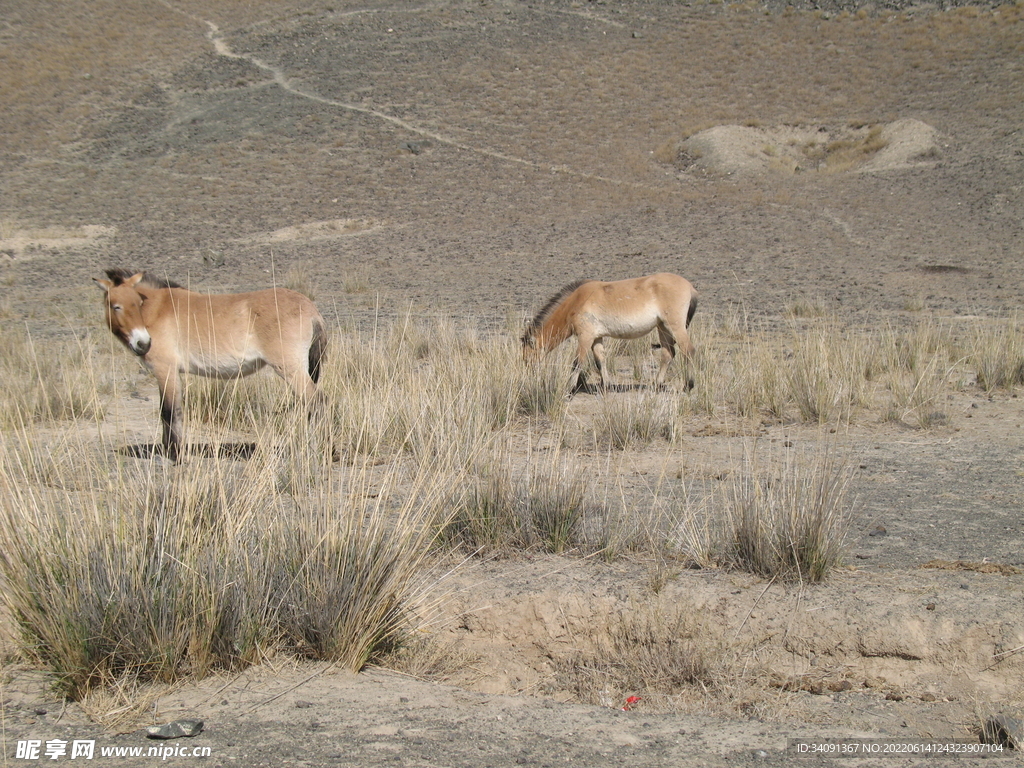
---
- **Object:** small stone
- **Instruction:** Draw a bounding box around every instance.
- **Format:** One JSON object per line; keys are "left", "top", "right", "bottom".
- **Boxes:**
{"left": 295, "top": 700, "right": 313, "bottom": 709}
{"left": 982, "top": 715, "right": 1024, "bottom": 749}
{"left": 146, "top": 719, "right": 204, "bottom": 739}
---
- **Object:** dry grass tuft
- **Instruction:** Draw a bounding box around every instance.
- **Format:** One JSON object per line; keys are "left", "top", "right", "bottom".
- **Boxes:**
{"left": 442, "top": 442, "right": 592, "bottom": 555}
{"left": 555, "top": 599, "right": 717, "bottom": 710}
{"left": 0, "top": 328, "right": 110, "bottom": 428}
{"left": 968, "top": 316, "right": 1024, "bottom": 392}
{"left": 0, "top": 418, "right": 446, "bottom": 700}
{"left": 724, "top": 442, "right": 854, "bottom": 582}
{"left": 787, "top": 325, "right": 869, "bottom": 424}
{"left": 594, "top": 391, "right": 674, "bottom": 449}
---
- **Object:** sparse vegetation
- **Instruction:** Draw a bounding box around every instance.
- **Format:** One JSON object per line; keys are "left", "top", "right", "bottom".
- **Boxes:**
{"left": 556, "top": 600, "right": 717, "bottom": 710}
{"left": 0, "top": 311, "right": 926, "bottom": 701}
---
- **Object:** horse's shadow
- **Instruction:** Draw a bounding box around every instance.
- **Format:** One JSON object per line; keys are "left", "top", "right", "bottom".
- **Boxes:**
{"left": 119, "top": 442, "right": 258, "bottom": 460}
{"left": 573, "top": 381, "right": 695, "bottom": 395}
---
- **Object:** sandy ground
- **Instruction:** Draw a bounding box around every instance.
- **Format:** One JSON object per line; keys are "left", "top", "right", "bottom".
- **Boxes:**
{"left": 1, "top": 0, "right": 1023, "bottom": 764}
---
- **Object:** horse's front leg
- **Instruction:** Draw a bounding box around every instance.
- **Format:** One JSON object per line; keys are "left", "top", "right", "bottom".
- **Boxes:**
{"left": 569, "top": 335, "right": 596, "bottom": 395}
{"left": 659, "top": 320, "right": 695, "bottom": 391}
{"left": 568, "top": 359, "right": 589, "bottom": 395}
{"left": 153, "top": 364, "right": 184, "bottom": 461}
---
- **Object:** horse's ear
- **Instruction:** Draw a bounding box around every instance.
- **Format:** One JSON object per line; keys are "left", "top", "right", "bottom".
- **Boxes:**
{"left": 94, "top": 278, "right": 113, "bottom": 292}
{"left": 125, "top": 273, "right": 145, "bottom": 287}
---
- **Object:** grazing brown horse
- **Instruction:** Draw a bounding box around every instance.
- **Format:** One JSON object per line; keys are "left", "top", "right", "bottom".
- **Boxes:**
{"left": 95, "top": 269, "right": 327, "bottom": 460}
{"left": 522, "top": 272, "right": 697, "bottom": 394}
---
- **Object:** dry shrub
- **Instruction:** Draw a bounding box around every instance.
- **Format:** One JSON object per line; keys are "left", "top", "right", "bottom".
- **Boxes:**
{"left": 556, "top": 599, "right": 717, "bottom": 710}
{"left": 968, "top": 316, "right": 1024, "bottom": 392}
{"left": 730, "top": 336, "right": 787, "bottom": 421}
{"left": 528, "top": 458, "right": 589, "bottom": 553}
{"left": 873, "top": 320, "right": 957, "bottom": 428}
{"left": 594, "top": 391, "right": 674, "bottom": 449}
{"left": 787, "top": 325, "right": 869, "bottom": 424}
{"left": 442, "top": 444, "right": 591, "bottom": 554}
{"left": 725, "top": 443, "right": 854, "bottom": 583}
{"left": 513, "top": 359, "right": 569, "bottom": 420}
{"left": 882, "top": 354, "right": 953, "bottom": 429}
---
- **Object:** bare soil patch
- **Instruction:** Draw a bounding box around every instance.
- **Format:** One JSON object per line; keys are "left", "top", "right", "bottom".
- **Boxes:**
{"left": 675, "top": 119, "right": 939, "bottom": 176}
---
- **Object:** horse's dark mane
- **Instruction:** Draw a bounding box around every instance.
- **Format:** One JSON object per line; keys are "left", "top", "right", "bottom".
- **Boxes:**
{"left": 522, "top": 279, "right": 588, "bottom": 343}
{"left": 105, "top": 269, "right": 182, "bottom": 290}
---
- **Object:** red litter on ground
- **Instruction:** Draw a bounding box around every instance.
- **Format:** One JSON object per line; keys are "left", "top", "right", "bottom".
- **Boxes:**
{"left": 622, "top": 696, "right": 641, "bottom": 711}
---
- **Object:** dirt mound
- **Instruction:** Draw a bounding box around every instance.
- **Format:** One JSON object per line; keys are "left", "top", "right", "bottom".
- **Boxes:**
{"left": 0, "top": 224, "right": 116, "bottom": 262}
{"left": 247, "top": 218, "right": 382, "bottom": 244}
{"left": 677, "top": 119, "right": 939, "bottom": 176}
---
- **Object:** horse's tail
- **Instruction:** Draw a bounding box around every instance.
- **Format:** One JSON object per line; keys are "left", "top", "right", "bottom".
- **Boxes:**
{"left": 308, "top": 317, "right": 327, "bottom": 384}
{"left": 686, "top": 291, "right": 698, "bottom": 328}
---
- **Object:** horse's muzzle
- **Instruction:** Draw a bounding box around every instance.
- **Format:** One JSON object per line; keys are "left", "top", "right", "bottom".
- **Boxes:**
{"left": 127, "top": 329, "right": 152, "bottom": 356}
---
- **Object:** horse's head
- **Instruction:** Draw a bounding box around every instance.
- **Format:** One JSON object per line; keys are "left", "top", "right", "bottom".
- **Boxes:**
{"left": 521, "top": 325, "right": 542, "bottom": 363}
{"left": 94, "top": 272, "right": 152, "bottom": 356}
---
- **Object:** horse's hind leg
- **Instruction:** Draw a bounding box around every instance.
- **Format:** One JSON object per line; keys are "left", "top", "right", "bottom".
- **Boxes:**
{"left": 275, "top": 357, "right": 335, "bottom": 458}
{"left": 658, "top": 317, "right": 695, "bottom": 390}
{"left": 654, "top": 324, "right": 677, "bottom": 388}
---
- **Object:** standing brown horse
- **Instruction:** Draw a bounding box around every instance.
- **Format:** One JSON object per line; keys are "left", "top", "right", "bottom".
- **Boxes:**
{"left": 95, "top": 269, "right": 327, "bottom": 460}
{"left": 522, "top": 272, "right": 697, "bottom": 394}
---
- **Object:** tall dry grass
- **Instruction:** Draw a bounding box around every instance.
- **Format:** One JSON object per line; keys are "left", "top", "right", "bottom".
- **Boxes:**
{"left": 442, "top": 438, "right": 593, "bottom": 555}
{"left": 0, "top": 309, "right": 1015, "bottom": 703}
{"left": 724, "top": 442, "right": 855, "bottom": 583}
{"left": 967, "top": 315, "right": 1024, "bottom": 392}
{"left": 786, "top": 325, "right": 870, "bottom": 424}
{"left": 0, "top": 426, "right": 448, "bottom": 699}
{"left": 0, "top": 327, "right": 111, "bottom": 428}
